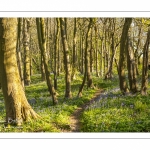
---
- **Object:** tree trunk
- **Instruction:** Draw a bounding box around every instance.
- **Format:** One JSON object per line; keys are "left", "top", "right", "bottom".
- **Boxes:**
{"left": 94, "top": 21, "right": 99, "bottom": 77}
{"left": 36, "top": 18, "right": 58, "bottom": 105}
{"left": 78, "top": 18, "right": 94, "bottom": 97}
{"left": 87, "top": 18, "right": 94, "bottom": 88}
{"left": 141, "top": 28, "right": 150, "bottom": 95}
{"left": 16, "top": 18, "right": 24, "bottom": 88}
{"left": 0, "top": 18, "right": 39, "bottom": 126}
{"left": 23, "top": 18, "right": 31, "bottom": 86}
{"left": 126, "top": 36, "right": 138, "bottom": 93}
{"left": 54, "top": 18, "right": 60, "bottom": 90}
{"left": 105, "top": 32, "right": 116, "bottom": 79}
{"left": 71, "top": 18, "right": 77, "bottom": 80}
{"left": 119, "top": 18, "right": 132, "bottom": 94}
{"left": 60, "top": 18, "right": 72, "bottom": 99}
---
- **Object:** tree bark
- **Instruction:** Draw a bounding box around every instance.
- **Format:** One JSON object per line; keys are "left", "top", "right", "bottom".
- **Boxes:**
{"left": 54, "top": 18, "right": 60, "bottom": 90}
{"left": 23, "top": 18, "right": 31, "bottom": 86}
{"left": 126, "top": 36, "right": 138, "bottom": 93}
{"left": 71, "top": 18, "right": 77, "bottom": 80}
{"left": 119, "top": 18, "right": 132, "bottom": 94}
{"left": 16, "top": 18, "right": 24, "bottom": 88}
{"left": 141, "top": 27, "right": 150, "bottom": 95}
{"left": 0, "top": 18, "right": 39, "bottom": 126}
{"left": 60, "top": 18, "right": 72, "bottom": 99}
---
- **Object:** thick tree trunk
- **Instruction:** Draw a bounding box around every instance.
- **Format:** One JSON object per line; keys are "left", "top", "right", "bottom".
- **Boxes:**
{"left": 36, "top": 18, "right": 58, "bottom": 105}
{"left": 16, "top": 18, "right": 24, "bottom": 88}
{"left": 126, "top": 37, "right": 138, "bottom": 93}
{"left": 23, "top": 18, "right": 31, "bottom": 86}
{"left": 60, "top": 18, "right": 72, "bottom": 99}
{"left": 0, "top": 18, "right": 39, "bottom": 126}
{"left": 141, "top": 28, "right": 150, "bottom": 95}
{"left": 119, "top": 18, "right": 132, "bottom": 94}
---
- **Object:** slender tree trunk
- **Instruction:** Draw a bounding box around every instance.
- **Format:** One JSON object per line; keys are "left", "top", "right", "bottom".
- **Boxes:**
{"left": 141, "top": 28, "right": 150, "bottom": 95}
{"left": 71, "top": 18, "right": 77, "bottom": 80}
{"left": 100, "top": 38, "right": 104, "bottom": 77}
{"left": 87, "top": 19, "right": 94, "bottom": 88}
{"left": 60, "top": 18, "right": 72, "bottom": 99}
{"left": 23, "top": 18, "right": 31, "bottom": 86}
{"left": 134, "top": 25, "right": 142, "bottom": 76}
{"left": 36, "top": 18, "right": 58, "bottom": 105}
{"left": 95, "top": 22, "right": 99, "bottom": 77}
{"left": 0, "top": 18, "right": 39, "bottom": 126}
{"left": 90, "top": 27, "right": 93, "bottom": 73}
{"left": 78, "top": 18, "right": 94, "bottom": 97}
{"left": 54, "top": 18, "right": 60, "bottom": 90}
{"left": 119, "top": 18, "right": 132, "bottom": 94}
{"left": 105, "top": 33, "right": 116, "bottom": 79}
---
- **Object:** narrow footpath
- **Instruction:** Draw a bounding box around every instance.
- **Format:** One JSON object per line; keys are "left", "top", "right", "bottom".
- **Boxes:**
{"left": 65, "top": 89, "right": 104, "bottom": 132}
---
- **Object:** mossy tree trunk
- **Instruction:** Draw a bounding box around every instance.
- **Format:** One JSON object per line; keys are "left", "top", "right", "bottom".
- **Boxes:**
{"left": 87, "top": 18, "right": 94, "bottom": 88}
{"left": 94, "top": 20, "right": 99, "bottom": 77}
{"left": 23, "top": 18, "right": 31, "bottom": 86}
{"left": 141, "top": 28, "right": 150, "bottom": 95}
{"left": 71, "top": 18, "right": 77, "bottom": 80}
{"left": 36, "top": 18, "right": 58, "bottom": 105}
{"left": 54, "top": 18, "right": 60, "bottom": 90}
{"left": 0, "top": 18, "right": 39, "bottom": 126}
{"left": 119, "top": 18, "right": 132, "bottom": 94}
{"left": 16, "top": 18, "right": 24, "bottom": 88}
{"left": 126, "top": 36, "right": 138, "bottom": 93}
{"left": 60, "top": 18, "right": 72, "bottom": 99}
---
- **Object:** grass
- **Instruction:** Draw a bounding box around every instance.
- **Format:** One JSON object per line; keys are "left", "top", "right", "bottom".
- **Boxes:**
{"left": 81, "top": 85, "right": 150, "bottom": 132}
{"left": 0, "top": 73, "right": 101, "bottom": 132}
{"left": 1, "top": 71, "right": 150, "bottom": 132}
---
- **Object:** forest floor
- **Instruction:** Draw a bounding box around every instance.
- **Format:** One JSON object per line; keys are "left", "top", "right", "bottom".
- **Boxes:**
{"left": 68, "top": 89, "right": 103, "bottom": 132}
{"left": 1, "top": 73, "right": 150, "bottom": 132}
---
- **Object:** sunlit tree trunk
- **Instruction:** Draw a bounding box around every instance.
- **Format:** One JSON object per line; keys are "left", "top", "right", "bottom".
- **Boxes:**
{"left": 87, "top": 18, "right": 94, "bottom": 88}
{"left": 16, "top": 18, "right": 24, "bottom": 88}
{"left": 141, "top": 28, "right": 150, "bottom": 95}
{"left": 36, "top": 18, "right": 58, "bottom": 105}
{"left": 119, "top": 18, "right": 132, "bottom": 94}
{"left": 23, "top": 18, "right": 31, "bottom": 86}
{"left": 54, "top": 18, "right": 60, "bottom": 90}
{"left": 71, "top": 18, "right": 77, "bottom": 80}
{"left": 60, "top": 18, "right": 72, "bottom": 98}
{"left": 94, "top": 21, "right": 99, "bottom": 77}
{"left": 0, "top": 18, "right": 39, "bottom": 126}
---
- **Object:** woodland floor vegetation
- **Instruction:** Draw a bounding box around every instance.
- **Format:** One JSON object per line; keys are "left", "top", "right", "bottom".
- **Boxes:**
{"left": 0, "top": 72, "right": 150, "bottom": 132}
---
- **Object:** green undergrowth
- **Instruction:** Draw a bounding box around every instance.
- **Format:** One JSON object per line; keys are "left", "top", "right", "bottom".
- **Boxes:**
{"left": 0, "top": 73, "right": 108, "bottom": 132}
{"left": 81, "top": 91, "right": 150, "bottom": 132}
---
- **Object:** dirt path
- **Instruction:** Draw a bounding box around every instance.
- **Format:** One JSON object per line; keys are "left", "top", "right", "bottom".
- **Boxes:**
{"left": 65, "top": 89, "right": 103, "bottom": 132}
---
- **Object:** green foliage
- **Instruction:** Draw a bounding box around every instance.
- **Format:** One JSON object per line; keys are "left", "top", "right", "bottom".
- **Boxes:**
{"left": 0, "top": 73, "right": 101, "bottom": 132}
{"left": 81, "top": 93, "right": 150, "bottom": 132}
